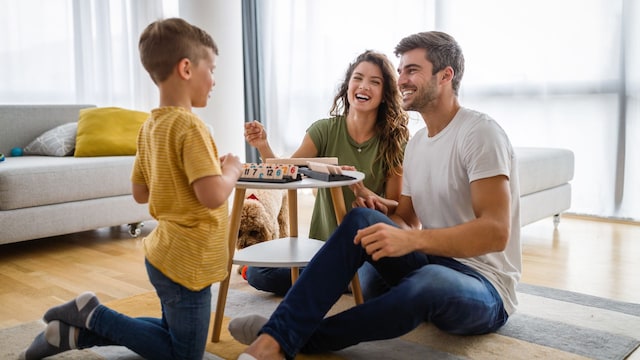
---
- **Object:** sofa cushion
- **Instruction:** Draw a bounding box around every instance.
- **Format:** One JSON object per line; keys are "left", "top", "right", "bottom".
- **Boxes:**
{"left": 23, "top": 122, "right": 78, "bottom": 156}
{"left": 0, "top": 156, "right": 136, "bottom": 210}
{"left": 0, "top": 104, "right": 95, "bottom": 155}
{"left": 520, "top": 183, "right": 572, "bottom": 226}
{"left": 74, "top": 107, "right": 149, "bottom": 157}
{"left": 516, "top": 147, "right": 574, "bottom": 196}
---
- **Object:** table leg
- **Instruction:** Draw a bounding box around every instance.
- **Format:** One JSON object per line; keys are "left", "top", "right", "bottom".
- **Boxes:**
{"left": 287, "top": 189, "right": 300, "bottom": 284}
{"left": 211, "top": 188, "right": 246, "bottom": 343}
{"left": 329, "top": 187, "right": 347, "bottom": 222}
{"left": 290, "top": 266, "right": 300, "bottom": 283}
{"left": 287, "top": 189, "right": 298, "bottom": 237}
{"left": 350, "top": 272, "right": 364, "bottom": 304}
{"left": 329, "top": 187, "right": 364, "bottom": 305}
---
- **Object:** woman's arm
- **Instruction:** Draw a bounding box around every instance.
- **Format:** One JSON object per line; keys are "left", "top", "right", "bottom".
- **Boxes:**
{"left": 350, "top": 166, "right": 403, "bottom": 215}
{"left": 245, "top": 121, "right": 276, "bottom": 160}
{"left": 245, "top": 121, "right": 318, "bottom": 160}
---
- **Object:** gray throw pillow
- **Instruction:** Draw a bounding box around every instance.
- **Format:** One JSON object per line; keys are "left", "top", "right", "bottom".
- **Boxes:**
{"left": 23, "top": 122, "right": 78, "bottom": 156}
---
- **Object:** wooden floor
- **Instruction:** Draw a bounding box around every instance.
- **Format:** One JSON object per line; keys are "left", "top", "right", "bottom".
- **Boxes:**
{"left": 1, "top": 193, "right": 639, "bottom": 330}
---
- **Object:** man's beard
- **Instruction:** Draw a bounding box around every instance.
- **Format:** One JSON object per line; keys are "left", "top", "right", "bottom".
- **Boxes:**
{"left": 403, "top": 76, "right": 438, "bottom": 112}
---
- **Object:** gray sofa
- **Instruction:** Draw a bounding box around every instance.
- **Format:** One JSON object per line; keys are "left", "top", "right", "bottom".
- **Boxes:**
{"left": 0, "top": 104, "right": 152, "bottom": 245}
{"left": 0, "top": 104, "right": 574, "bottom": 246}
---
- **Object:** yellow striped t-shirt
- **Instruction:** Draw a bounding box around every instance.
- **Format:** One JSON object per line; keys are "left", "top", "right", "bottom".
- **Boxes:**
{"left": 131, "top": 106, "right": 229, "bottom": 291}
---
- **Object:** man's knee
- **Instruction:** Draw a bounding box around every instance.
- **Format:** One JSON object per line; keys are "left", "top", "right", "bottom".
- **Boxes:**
{"left": 344, "top": 207, "right": 390, "bottom": 227}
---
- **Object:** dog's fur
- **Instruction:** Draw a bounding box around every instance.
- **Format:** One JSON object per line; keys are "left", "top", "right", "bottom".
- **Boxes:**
{"left": 236, "top": 189, "right": 289, "bottom": 250}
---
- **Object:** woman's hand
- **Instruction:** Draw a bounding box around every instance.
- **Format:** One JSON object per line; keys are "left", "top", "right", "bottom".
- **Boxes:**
{"left": 244, "top": 120, "right": 277, "bottom": 160}
{"left": 353, "top": 195, "right": 390, "bottom": 215}
{"left": 349, "top": 181, "right": 397, "bottom": 215}
{"left": 244, "top": 120, "right": 268, "bottom": 149}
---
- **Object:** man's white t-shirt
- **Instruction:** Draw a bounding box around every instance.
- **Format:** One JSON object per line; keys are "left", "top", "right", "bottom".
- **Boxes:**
{"left": 403, "top": 107, "right": 521, "bottom": 315}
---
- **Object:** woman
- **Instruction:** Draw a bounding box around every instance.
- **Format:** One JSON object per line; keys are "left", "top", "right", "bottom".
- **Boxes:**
{"left": 243, "top": 50, "right": 409, "bottom": 295}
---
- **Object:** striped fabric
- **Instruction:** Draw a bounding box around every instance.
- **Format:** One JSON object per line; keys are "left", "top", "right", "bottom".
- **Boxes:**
{"left": 132, "top": 107, "right": 228, "bottom": 291}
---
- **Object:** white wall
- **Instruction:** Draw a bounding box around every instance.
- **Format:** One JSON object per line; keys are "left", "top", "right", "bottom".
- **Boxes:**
{"left": 179, "top": 0, "right": 245, "bottom": 160}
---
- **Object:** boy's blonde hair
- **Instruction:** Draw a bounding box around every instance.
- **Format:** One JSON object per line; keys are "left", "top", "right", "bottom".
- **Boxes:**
{"left": 139, "top": 18, "right": 218, "bottom": 84}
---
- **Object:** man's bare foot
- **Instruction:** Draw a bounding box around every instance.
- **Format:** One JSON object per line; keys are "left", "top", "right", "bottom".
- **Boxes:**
{"left": 242, "top": 334, "right": 285, "bottom": 360}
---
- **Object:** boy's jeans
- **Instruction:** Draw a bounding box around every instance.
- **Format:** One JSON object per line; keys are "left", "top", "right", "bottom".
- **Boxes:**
{"left": 77, "top": 259, "right": 211, "bottom": 360}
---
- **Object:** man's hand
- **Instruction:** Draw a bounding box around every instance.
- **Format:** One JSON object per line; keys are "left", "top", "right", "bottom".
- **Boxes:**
{"left": 354, "top": 223, "right": 415, "bottom": 261}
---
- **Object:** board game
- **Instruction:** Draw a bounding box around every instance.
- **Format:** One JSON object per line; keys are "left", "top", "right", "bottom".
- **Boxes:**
{"left": 239, "top": 158, "right": 356, "bottom": 183}
{"left": 239, "top": 163, "right": 301, "bottom": 183}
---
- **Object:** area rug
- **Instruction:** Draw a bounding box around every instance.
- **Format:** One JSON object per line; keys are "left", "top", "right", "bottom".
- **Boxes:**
{"left": 1, "top": 282, "right": 638, "bottom": 360}
{"left": 208, "top": 283, "right": 640, "bottom": 360}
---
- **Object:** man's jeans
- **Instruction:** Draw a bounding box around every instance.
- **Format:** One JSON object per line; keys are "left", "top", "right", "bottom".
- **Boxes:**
{"left": 260, "top": 207, "right": 508, "bottom": 359}
{"left": 77, "top": 259, "right": 211, "bottom": 360}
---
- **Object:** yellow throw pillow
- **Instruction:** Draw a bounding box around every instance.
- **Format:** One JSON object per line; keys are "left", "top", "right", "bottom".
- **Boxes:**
{"left": 75, "top": 107, "right": 149, "bottom": 157}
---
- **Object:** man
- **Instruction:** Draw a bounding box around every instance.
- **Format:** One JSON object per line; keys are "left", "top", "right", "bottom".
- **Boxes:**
{"left": 229, "top": 31, "right": 521, "bottom": 360}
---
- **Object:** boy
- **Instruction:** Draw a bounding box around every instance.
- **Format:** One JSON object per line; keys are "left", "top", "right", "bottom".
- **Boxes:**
{"left": 21, "top": 17, "right": 242, "bottom": 360}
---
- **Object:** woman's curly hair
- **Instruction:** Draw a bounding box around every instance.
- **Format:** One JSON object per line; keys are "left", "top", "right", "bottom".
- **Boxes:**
{"left": 329, "top": 50, "right": 410, "bottom": 178}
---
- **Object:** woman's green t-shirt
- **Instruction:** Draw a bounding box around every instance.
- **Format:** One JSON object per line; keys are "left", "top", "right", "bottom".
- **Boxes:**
{"left": 307, "top": 116, "right": 386, "bottom": 241}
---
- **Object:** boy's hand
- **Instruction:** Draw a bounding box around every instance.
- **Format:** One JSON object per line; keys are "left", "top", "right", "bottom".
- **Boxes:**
{"left": 244, "top": 120, "right": 267, "bottom": 148}
{"left": 221, "top": 153, "right": 242, "bottom": 179}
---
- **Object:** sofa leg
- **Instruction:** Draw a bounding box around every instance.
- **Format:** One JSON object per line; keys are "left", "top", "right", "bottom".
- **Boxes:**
{"left": 128, "top": 222, "right": 144, "bottom": 237}
{"left": 553, "top": 214, "right": 561, "bottom": 228}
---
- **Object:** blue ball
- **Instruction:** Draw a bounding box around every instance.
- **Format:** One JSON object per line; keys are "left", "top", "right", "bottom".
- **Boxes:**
{"left": 10, "top": 147, "right": 23, "bottom": 157}
{"left": 0, "top": 153, "right": 5, "bottom": 162}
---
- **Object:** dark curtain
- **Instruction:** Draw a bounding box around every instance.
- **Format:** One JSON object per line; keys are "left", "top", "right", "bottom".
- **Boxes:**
{"left": 241, "top": 0, "right": 265, "bottom": 163}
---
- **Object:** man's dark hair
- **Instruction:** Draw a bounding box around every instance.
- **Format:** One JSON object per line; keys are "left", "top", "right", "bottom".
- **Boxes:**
{"left": 395, "top": 31, "right": 465, "bottom": 95}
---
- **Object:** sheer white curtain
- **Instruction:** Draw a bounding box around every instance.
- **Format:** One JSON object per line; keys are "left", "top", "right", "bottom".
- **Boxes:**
{"left": 258, "top": 0, "right": 435, "bottom": 154}
{"left": 0, "top": 0, "right": 178, "bottom": 111}
{"left": 256, "top": 0, "right": 640, "bottom": 221}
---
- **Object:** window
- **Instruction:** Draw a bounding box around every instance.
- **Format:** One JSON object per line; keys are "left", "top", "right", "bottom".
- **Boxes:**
{"left": 0, "top": 0, "right": 178, "bottom": 109}
{"left": 252, "top": 0, "right": 640, "bottom": 221}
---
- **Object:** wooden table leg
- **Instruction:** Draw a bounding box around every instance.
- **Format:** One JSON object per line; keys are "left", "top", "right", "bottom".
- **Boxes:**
{"left": 350, "top": 272, "right": 364, "bottom": 304}
{"left": 329, "top": 187, "right": 347, "bottom": 223}
{"left": 290, "top": 266, "right": 300, "bottom": 283}
{"left": 287, "top": 189, "right": 300, "bottom": 284}
{"left": 211, "top": 188, "right": 246, "bottom": 342}
{"left": 329, "top": 187, "right": 364, "bottom": 305}
{"left": 287, "top": 189, "right": 298, "bottom": 237}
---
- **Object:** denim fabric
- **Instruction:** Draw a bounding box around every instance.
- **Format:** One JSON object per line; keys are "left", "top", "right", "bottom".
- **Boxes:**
{"left": 246, "top": 266, "right": 293, "bottom": 296}
{"left": 246, "top": 263, "right": 375, "bottom": 297}
{"left": 260, "top": 207, "right": 508, "bottom": 359}
{"left": 77, "top": 259, "right": 212, "bottom": 360}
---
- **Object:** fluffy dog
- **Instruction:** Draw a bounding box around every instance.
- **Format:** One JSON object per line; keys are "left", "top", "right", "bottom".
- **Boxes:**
{"left": 236, "top": 188, "right": 289, "bottom": 250}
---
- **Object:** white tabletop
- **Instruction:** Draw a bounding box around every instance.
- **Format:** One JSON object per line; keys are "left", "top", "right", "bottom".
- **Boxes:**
{"left": 233, "top": 237, "right": 326, "bottom": 267}
{"left": 236, "top": 170, "right": 364, "bottom": 190}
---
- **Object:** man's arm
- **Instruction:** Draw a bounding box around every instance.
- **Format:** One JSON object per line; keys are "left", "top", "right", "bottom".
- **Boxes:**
{"left": 418, "top": 175, "right": 512, "bottom": 257}
{"left": 389, "top": 194, "right": 420, "bottom": 230}
{"left": 355, "top": 175, "right": 511, "bottom": 261}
